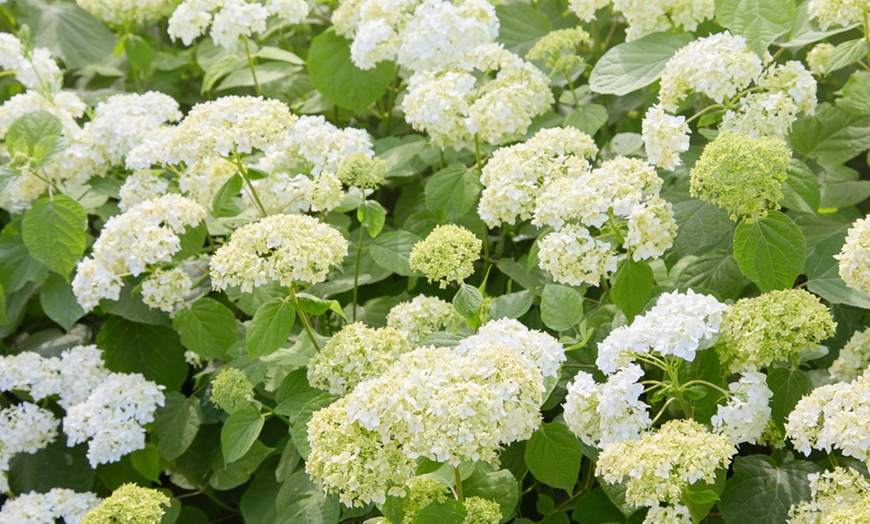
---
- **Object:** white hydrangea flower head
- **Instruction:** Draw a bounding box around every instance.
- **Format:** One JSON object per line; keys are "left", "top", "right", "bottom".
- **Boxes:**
{"left": 641, "top": 104, "right": 690, "bottom": 170}
{"left": 76, "top": 0, "right": 176, "bottom": 27}
{"left": 385, "top": 295, "right": 466, "bottom": 346}
{"left": 397, "top": 0, "right": 498, "bottom": 72}
{"left": 141, "top": 267, "right": 192, "bottom": 313}
{"left": 73, "top": 195, "right": 206, "bottom": 310}
{"left": 266, "top": 0, "right": 310, "bottom": 24}
{"left": 643, "top": 504, "right": 693, "bottom": 524}
{"left": 478, "top": 126, "right": 597, "bottom": 228}
{"left": 719, "top": 91, "right": 799, "bottom": 138}
{"left": 57, "top": 345, "right": 111, "bottom": 410}
{"left": 63, "top": 372, "right": 165, "bottom": 467}
{"left": 616, "top": 0, "right": 715, "bottom": 41}
{"left": 174, "top": 156, "right": 237, "bottom": 207}
{"left": 596, "top": 289, "right": 728, "bottom": 374}
{"left": 0, "top": 402, "right": 59, "bottom": 455}
{"left": 118, "top": 171, "right": 170, "bottom": 211}
{"left": 562, "top": 371, "right": 602, "bottom": 446}
{"left": 759, "top": 60, "right": 817, "bottom": 115}
{"left": 830, "top": 327, "right": 870, "bottom": 383}
{"left": 710, "top": 370, "right": 773, "bottom": 445}
{"left": 788, "top": 467, "right": 870, "bottom": 523}
{"left": 625, "top": 195, "right": 677, "bottom": 261}
{"left": 567, "top": 0, "right": 609, "bottom": 21}
{"left": 0, "top": 34, "right": 63, "bottom": 96}
{"left": 308, "top": 323, "right": 412, "bottom": 395}
{"left": 659, "top": 32, "right": 763, "bottom": 112}
{"left": 785, "top": 369, "right": 870, "bottom": 465}
{"left": 0, "top": 352, "right": 62, "bottom": 401}
{"left": 306, "top": 398, "right": 417, "bottom": 507}
{"left": 169, "top": 0, "right": 307, "bottom": 47}
{"left": 402, "top": 43, "right": 553, "bottom": 149}
{"left": 537, "top": 224, "right": 618, "bottom": 286}
{"left": 808, "top": 0, "right": 869, "bottom": 29}
{"left": 835, "top": 214, "right": 870, "bottom": 295}
{"left": 806, "top": 43, "right": 834, "bottom": 76}
{"left": 0, "top": 488, "right": 101, "bottom": 524}
{"left": 597, "top": 419, "right": 737, "bottom": 507}
{"left": 459, "top": 318, "right": 567, "bottom": 379}
{"left": 210, "top": 214, "right": 348, "bottom": 292}
{"left": 0, "top": 90, "right": 85, "bottom": 140}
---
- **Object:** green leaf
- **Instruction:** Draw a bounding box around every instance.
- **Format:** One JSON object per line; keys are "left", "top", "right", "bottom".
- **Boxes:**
{"left": 416, "top": 500, "right": 467, "bottom": 524}
{"left": 790, "top": 104, "right": 870, "bottom": 164}
{"left": 464, "top": 466, "right": 520, "bottom": 521}
{"left": 672, "top": 199, "right": 734, "bottom": 257}
{"left": 22, "top": 195, "right": 87, "bottom": 280}
{"left": 589, "top": 32, "right": 694, "bottom": 95}
{"left": 0, "top": 282, "right": 5, "bottom": 325}
{"left": 96, "top": 317, "right": 188, "bottom": 390}
{"left": 0, "top": 222, "right": 49, "bottom": 293}
{"left": 453, "top": 284, "right": 484, "bottom": 318}
{"left": 216, "top": 61, "right": 302, "bottom": 91}
{"left": 425, "top": 165, "right": 482, "bottom": 223}
{"left": 39, "top": 272, "right": 85, "bottom": 331}
{"left": 837, "top": 70, "right": 870, "bottom": 115}
{"left": 369, "top": 231, "right": 422, "bottom": 277}
{"left": 825, "top": 38, "right": 868, "bottom": 74}
{"left": 202, "top": 54, "right": 246, "bottom": 93}
{"left": 240, "top": 469, "right": 281, "bottom": 524}
{"left": 276, "top": 471, "right": 341, "bottom": 524}
{"left": 211, "top": 440, "right": 274, "bottom": 490}
{"left": 573, "top": 488, "right": 638, "bottom": 524}
{"left": 221, "top": 407, "right": 265, "bottom": 464}
{"left": 805, "top": 229, "right": 870, "bottom": 309}
{"left": 733, "top": 211, "right": 805, "bottom": 292}
{"left": 563, "top": 105, "right": 609, "bottom": 137}
{"left": 102, "top": 276, "right": 171, "bottom": 326}
{"left": 487, "top": 290, "right": 534, "bottom": 321}
{"left": 8, "top": 441, "right": 94, "bottom": 493}
{"left": 296, "top": 293, "right": 345, "bottom": 319}
{"left": 247, "top": 297, "right": 296, "bottom": 360}
{"left": 307, "top": 29, "right": 396, "bottom": 114}
{"left": 152, "top": 392, "right": 202, "bottom": 461}
{"left": 714, "top": 0, "right": 796, "bottom": 56}
{"left": 495, "top": 3, "right": 551, "bottom": 56}
{"left": 173, "top": 298, "right": 237, "bottom": 360}
{"left": 212, "top": 174, "right": 244, "bottom": 217}
{"left": 610, "top": 258, "right": 654, "bottom": 321}
{"left": 358, "top": 200, "right": 387, "bottom": 238}
{"left": 257, "top": 46, "right": 305, "bottom": 65}
{"left": 6, "top": 110, "right": 63, "bottom": 160}
{"left": 780, "top": 0, "right": 859, "bottom": 47}
{"left": 524, "top": 422, "right": 582, "bottom": 493}
{"left": 681, "top": 468, "right": 726, "bottom": 522}
{"left": 14, "top": 0, "right": 116, "bottom": 70}
{"left": 131, "top": 444, "right": 162, "bottom": 482}
{"left": 781, "top": 159, "right": 820, "bottom": 214}
{"left": 124, "top": 34, "right": 155, "bottom": 74}
{"left": 719, "top": 454, "right": 819, "bottom": 523}
{"left": 541, "top": 284, "right": 584, "bottom": 331}
{"left": 173, "top": 221, "right": 207, "bottom": 262}
{"left": 767, "top": 367, "right": 812, "bottom": 432}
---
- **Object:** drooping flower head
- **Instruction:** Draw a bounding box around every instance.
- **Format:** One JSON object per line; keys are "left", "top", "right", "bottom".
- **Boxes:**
{"left": 386, "top": 295, "right": 466, "bottom": 346}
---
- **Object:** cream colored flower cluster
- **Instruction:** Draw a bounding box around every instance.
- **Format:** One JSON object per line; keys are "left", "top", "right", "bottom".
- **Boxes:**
{"left": 478, "top": 127, "right": 598, "bottom": 228}
{"left": 0, "top": 33, "right": 63, "bottom": 96}
{"left": 0, "top": 488, "right": 100, "bottom": 524}
{"left": 595, "top": 289, "right": 728, "bottom": 374}
{"left": 0, "top": 402, "right": 60, "bottom": 492}
{"left": 168, "top": 0, "right": 309, "bottom": 48}
{"left": 717, "top": 289, "right": 836, "bottom": 373}
{"left": 334, "top": 0, "right": 498, "bottom": 71}
{"left": 409, "top": 224, "right": 481, "bottom": 287}
{"left": 77, "top": 0, "right": 175, "bottom": 27}
{"left": 532, "top": 156, "right": 676, "bottom": 286}
{"left": 788, "top": 467, "right": 870, "bottom": 523}
{"left": 835, "top": 214, "right": 870, "bottom": 295}
{"left": 308, "top": 322, "right": 412, "bottom": 395}
{"left": 808, "top": 0, "right": 869, "bottom": 29}
{"left": 563, "top": 364, "right": 651, "bottom": 447}
{"left": 710, "top": 370, "right": 773, "bottom": 445}
{"left": 597, "top": 419, "right": 737, "bottom": 508}
{"left": 140, "top": 267, "right": 193, "bottom": 313}
{"left": 830, "top": 327, "right": 870, "bottom": 383}
{"left": 210, "top": 214, "right": 348, "bottom": 292}
{"left": 402, "top": 43, "right": 553, "bottom": 149}
{"left": 307, "top": 320, "right": 563, "bottom": 506}
{"left": 386, "top": 295, "right": 466, "bottom": 346}
{"left": 786, "top": 369, "right": 870, "bottom": 466}
{"left": 210, "top": 367, "right": 255, "bottom": 413}
{"left": 72, "top": 194, "right": 206, "bottom": 311}
{"left": 569, "top": 0, "right": 714, "bottom": 41}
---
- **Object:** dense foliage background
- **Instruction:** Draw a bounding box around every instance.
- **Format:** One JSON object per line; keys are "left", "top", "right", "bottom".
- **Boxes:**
{"left": 0, "top": 0, "right": 869, "bottom": 522}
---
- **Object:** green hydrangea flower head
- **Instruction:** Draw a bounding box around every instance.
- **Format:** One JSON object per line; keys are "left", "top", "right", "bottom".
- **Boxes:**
{"left": 464, "top": 496, "right": 502, "bottom": 524}
{"left": 210, "top": 367, "right": 255, "bottom": 413}
{"left": 402, "top": 476, "right": 451, "bottom": 524}
{"left": 689, "top": 132, "right": 791, "bottom": 222}
{"left": 338, "top": 152, "right": 387, "bottom": 190}
{"left": 409, "top": 225, "right": 482, "bottom": 288}
{"left": 717, "top": 288, "right": 836, "bottom": 372}
{"left": 526, "top": 27, "right": 591, "bottom": 73}
{"left": 81, "top": 483, "right": 169, "bottom": 524}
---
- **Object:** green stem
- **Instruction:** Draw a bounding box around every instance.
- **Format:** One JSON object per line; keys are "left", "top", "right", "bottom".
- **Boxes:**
{"left": 685, "top": 103, "right": 727, "bottom": 125}
{"left": 454, "top": 466, "right": 464, "bottom": 502}
{"left": 230, "top": 152, "right": 268, "bottom": 218}
{"left": 563, "top": 71, "right": 580, "bottom": 107}
{"left": 864, "top": 10, "right": 870, "bottom": 65}
{"left": 242, "top": 36, "right": 261, "bottom": 97}
{"left": 649, "top": 396, "right": 676, "bottom": 426}
{"left": 664, "top": 360, "right": 691, "bottom": 417}
{"left": 352, "top": 225, "right": 365, "bottom": 322}
{"left": 474, "top": 133, "right": 483, "bottom": 173}
{"left": 680, "top": 379, "right": 732, "bottom": 397}
{"left": 289, "top": 286, "right": 322, "bottom": 352}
